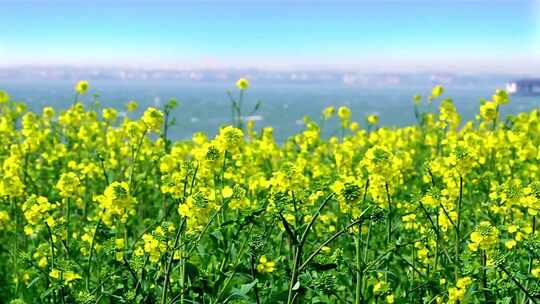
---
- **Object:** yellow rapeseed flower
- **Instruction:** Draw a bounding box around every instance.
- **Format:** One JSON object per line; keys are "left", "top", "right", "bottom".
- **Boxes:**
{"left": 431, "top": 85, "right": 444, "bottom": 99}
{"left": 468, "top": 221, "right": 499, "bottom": 252}
{"left": 75, "top": 80, "right": 89, "bottom": 94}
{"left": 222, "top": 186, "right": 234, "bottom": 198}
{"left": 236, "top": 78, "right": 249, "bottom": 90}
{"left": 367, "top": 114, "right": 379, "bottom": 125}
{"left": 49, "top": 269, "right": 61, "bottom": 279}
{"left": 142, "top": 107, "right": 164, "bottom": 132}
{"left": 492, "top": 89, "right": 509, "bottom": 105}
{"left": 64, "top": 271, "right": 82, "bottom": 283}
{"left": 479, "top": 101, "right": 498, "bottom": 121}
{"left": 0, "top": 90, "right": 10, "bottom": 103}
{"left": 322, "top": 106, "right": 335, "bottom": 120}
{"left": 126, "top": 100, "right": 138, "bottom": 112}
{"left": 256, "top": 255, "right": 276, "bottom": 273}
{"left": 413, "top": 94, "right": 421, "bottom": 105}
{"left": 338, "top": 106, "right": 351, "bottom": 120}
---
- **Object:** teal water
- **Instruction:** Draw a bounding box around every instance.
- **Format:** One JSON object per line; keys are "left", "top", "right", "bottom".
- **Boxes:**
{"left": 2, "top": 81, "right": 539, "bottom": 142}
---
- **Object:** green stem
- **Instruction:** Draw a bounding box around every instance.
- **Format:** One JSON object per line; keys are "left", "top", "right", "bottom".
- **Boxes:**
{"left": 66, "top": 198, "right": 71, "bottom": 249}
{"left": 129, "top": 128, "right": 148, "bottom": 190}
{"left": 162, "top": 107, "right": 170, "bottom": 153}
{"left": 45, "top": 222, "right": 57, "bottom": 303}
{"left": 287, "top": 246, "right": 302, "bottom": 304}
{"left": 356, "top": 179, "right": 369, "bottom": 304}
{"left": 185, "top": 210, "right": 220, "bottom": 258}
{"left": 179, "top": 251, "right": 185, "bottom": 304}
{"left": 134, "top": 255, "right": 149, "bottom": 296}
{"left": 299, "top": 207, "right": 372, "bottom": 272}
{"left": 482, "top": 250, "right": 490, "bottom": 303}
{"left": 523, "top": 215, "right": 536, "bottom": 304}
{"left": 499, "top": 265, "right": 538, "bottom": 304}
{"left": 237, "top": 89, "right": 244, "bottom": 130}
{"left": 161, "top": 218, "right": 185, "bottom": 304}
{"left": 215, "top": 224, "right": 254, "bottom": 302}
{"left": 385, "top": 182, "right": 392, "bottom": 245}
{"left": 250, "top": 255, "right": 261, "bottom": 304}
{"left": 86, "top": 210, "right": 105, "bottom": 291}
{"left": 384, "top": 181, "right": 392, "bottom": 279}
{"left": 435, "top": 207, "right": 440, "bottom": 272}
{"left": 363, "top": 222, "right": 372, "bottom": 263}
{"left": 355, "top": 226, "right": 363, "bottom": 304}
{"left": 11, "top": 199, "right": 20, "bottom": 296}
{"left": 219, "top": 150, "right": 228, "bottom": 225}
{"left": 455, "top": 175, "right": 463, "bottom": 278}
{"left": 286, "top": 194, "right": 334, "bottom": 304}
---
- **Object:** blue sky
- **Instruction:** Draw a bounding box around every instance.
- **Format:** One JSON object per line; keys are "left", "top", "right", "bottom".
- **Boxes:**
{"left": 1, "top": 0, "right": 539, "bottom": 73}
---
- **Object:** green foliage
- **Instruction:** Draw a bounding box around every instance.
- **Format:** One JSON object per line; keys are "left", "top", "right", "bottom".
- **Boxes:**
{"left": 0, "top": 82, "right": 539, "bottom": 303}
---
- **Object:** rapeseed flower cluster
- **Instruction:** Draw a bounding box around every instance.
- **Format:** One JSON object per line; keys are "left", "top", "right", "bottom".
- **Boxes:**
{"left": 468, "top": 221, "right": 500, "bottom": 252}
{"left": 21, "top": 195, "right": 58, "bottom": 236}
{"left": 0, "top": 82, "right": 538, "bottom": 303}
{"left": 448, "top": 276, "right": 472, "bottom": 303}
{"left": 93, "top": 181, "right": 137, "bottom": 226}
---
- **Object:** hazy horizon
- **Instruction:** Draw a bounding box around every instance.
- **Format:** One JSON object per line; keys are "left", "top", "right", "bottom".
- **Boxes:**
{"left": 0, "top": 64, "right": 539, "bottom": 76}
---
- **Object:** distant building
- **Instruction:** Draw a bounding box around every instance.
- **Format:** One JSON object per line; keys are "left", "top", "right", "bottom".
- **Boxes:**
{"left": 506, "top": 79, "right": 540, "bottom": 95}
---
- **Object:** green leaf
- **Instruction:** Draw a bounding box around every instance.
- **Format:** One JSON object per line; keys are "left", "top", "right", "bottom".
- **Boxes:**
{"left": 252, "top": 100, "right": 262, "bottom": 113}
{"left": 310, "top": 262, "right": 338, "bottom": 271}
{"left": 185, "top": 262, "right": 199, "bottom": 280}
{"left": 27, "top": 276, "right": 41, "bottom": 289}
{"left": 40, "top": 285, "right": 59, "bottom": 300}
{"left": 165, "top": 98, "right": 178, "bottom": 111}
{"left": 224, "top": 279, "right": 259, "bottom": 302}
{"left": 496, "top": 297, "right": 512, "bottom": 304}
{"left": 210, "top": 229, "right": 224, "bottom": 242}
{"left": 237, "top": 279, "right": 259, "bottom": 295}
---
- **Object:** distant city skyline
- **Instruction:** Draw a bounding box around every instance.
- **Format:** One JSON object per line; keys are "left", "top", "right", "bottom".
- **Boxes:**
{"left": 1, "top": 0, "right": 539, "bottom": 73}
{"left": 0, "top": 66, "right": 528, "bottom": 89}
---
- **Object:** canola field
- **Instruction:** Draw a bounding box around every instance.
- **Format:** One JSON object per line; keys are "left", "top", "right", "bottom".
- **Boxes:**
{"left": 0, "top": 80, "right": 539, "bottom": 304}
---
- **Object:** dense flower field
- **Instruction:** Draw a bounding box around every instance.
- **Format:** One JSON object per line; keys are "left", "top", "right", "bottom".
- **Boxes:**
{"left": 0, "top": 81, "right": 539, "bottom": 304}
